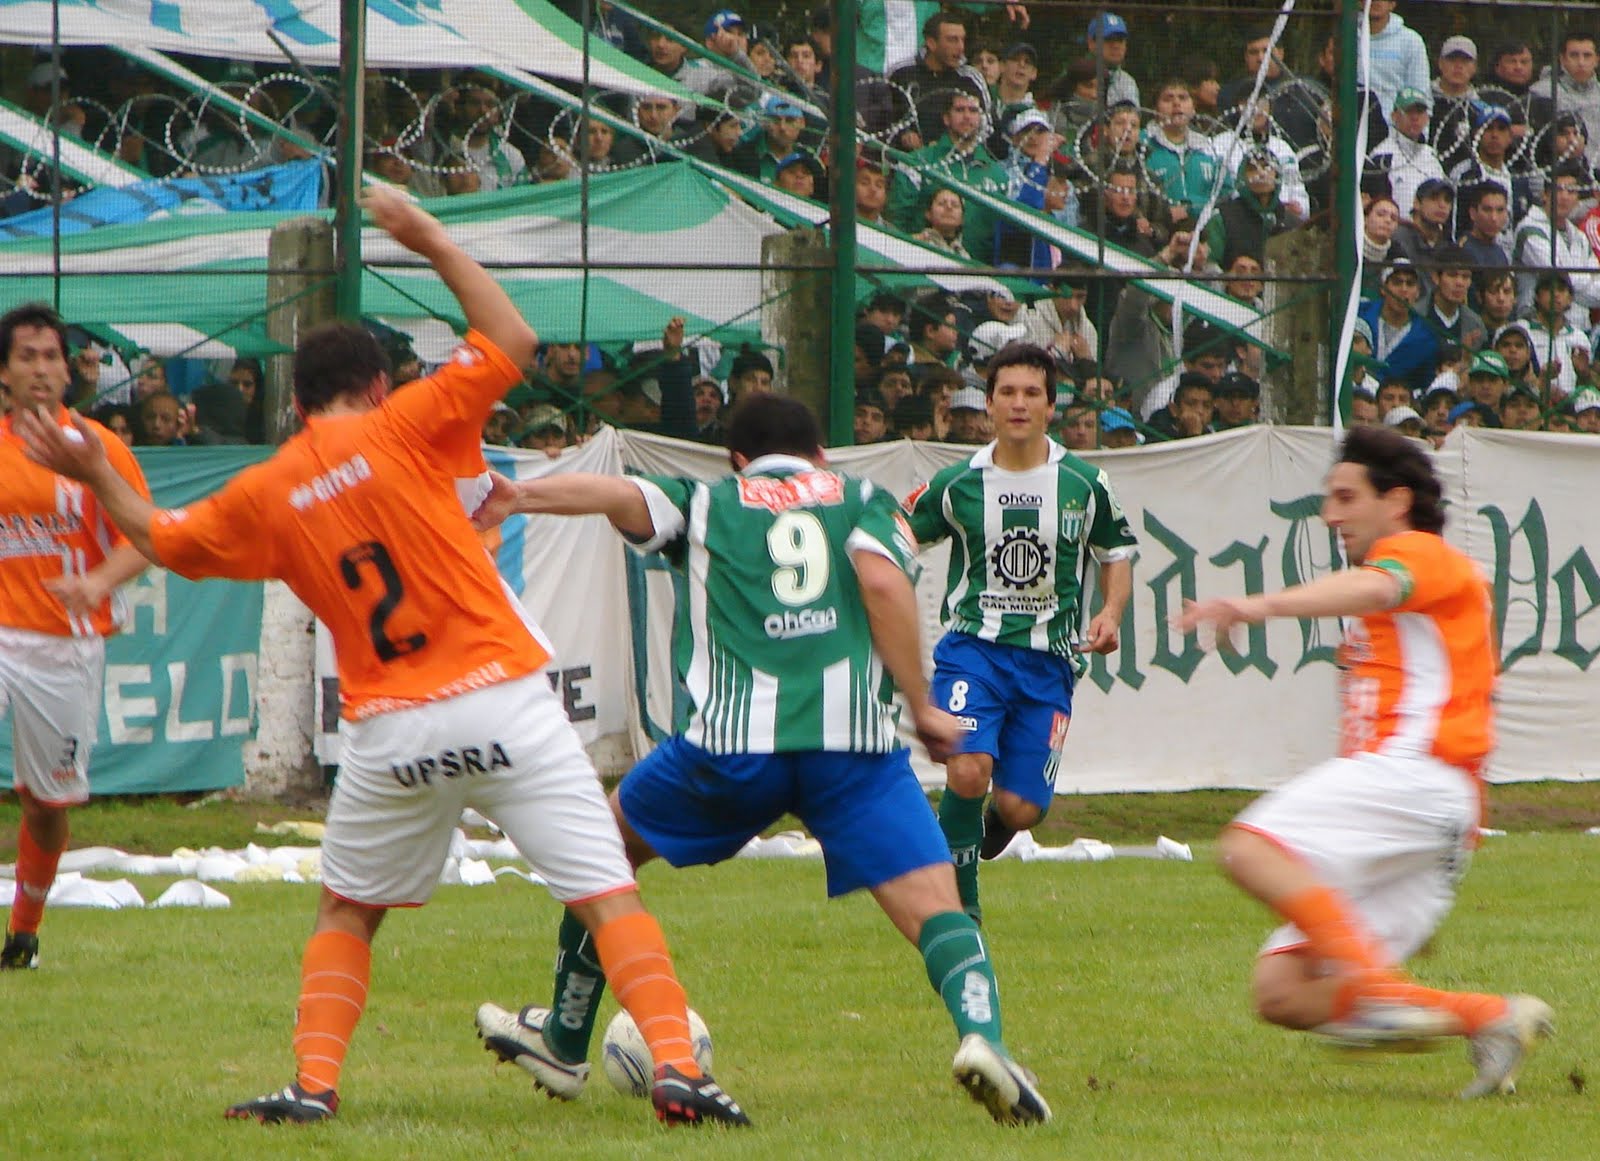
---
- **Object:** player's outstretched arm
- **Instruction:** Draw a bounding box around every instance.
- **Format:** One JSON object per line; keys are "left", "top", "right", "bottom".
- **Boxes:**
{"left": 853, "top": 549, "right": 960, "bottom": 762}
{"left": 1174, "top": 567, "right": 1401, "bottom": 643}
{"left": 470, "top": 470, "right": 655, "bottom": 540}
{"left": 14, "top": 409, "right": 160, "bottom": 561}
{"left": 362, "top": 186, "right": 536, "bottom": 369}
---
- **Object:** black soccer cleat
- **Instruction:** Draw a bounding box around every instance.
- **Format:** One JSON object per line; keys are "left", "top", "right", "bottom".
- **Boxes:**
{"left": 651, "top": 1065, "right": 751, "bottom": 1127}
{"left": 225, "top": 1082, "right": 339, "bottom": 1124}
{"left": 0, "top": 930, "right": 39, "bottom": 970}
{"left": 978, "top": 802, "right": 1017, "bottom": 861}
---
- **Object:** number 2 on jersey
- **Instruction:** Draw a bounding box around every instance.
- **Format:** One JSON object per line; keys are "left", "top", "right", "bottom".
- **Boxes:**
{"left": 338, "top": 540, "right": 427, "bottom": 661}
{"left": 767, "top": 510, "right": 830, "bottom": 606}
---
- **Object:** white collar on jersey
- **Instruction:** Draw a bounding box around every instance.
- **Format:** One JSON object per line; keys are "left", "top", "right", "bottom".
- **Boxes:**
{"left": 968, "top": 438, "right": 1066, "bottom": 470}
{"left": 741, "top": 453, "right": 818, "bottom": 476}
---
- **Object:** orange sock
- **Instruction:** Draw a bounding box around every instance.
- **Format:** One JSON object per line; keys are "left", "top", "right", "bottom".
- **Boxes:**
{"left": 592, "top": 911, "right": 699, "bottom": 1077}
{"left": 9, "top": 821, "right": 65, "bottom": 936}
{"left": 1360, "top": 978, "right": 1509, "bottom": 1035}
{"left": 292, "top": 930, "right": 372, "bottom": 1094}
{"left": 1276, "top": 885, "right": 1404, "bottom": 1019}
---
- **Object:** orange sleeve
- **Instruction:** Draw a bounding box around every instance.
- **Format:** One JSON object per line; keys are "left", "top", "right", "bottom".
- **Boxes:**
{"left": 1363, "top": 532, "right": 1448, "bottom": 612}
{"left": 383, "top": 330, "right": 523, "bottom": 476}
{"left": 149, "top": 466, "right": 277, "bottom": 581}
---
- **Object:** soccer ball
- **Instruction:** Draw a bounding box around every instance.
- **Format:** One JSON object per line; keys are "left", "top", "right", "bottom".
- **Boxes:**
{"left": 600, "top": 1007, "right": 714, "bottom": 1097}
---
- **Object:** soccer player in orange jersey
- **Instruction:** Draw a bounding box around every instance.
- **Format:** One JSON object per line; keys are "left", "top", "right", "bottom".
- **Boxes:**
{"left": 16, "top": 188, "right": 749, "bottom": 1129}
{"left": 1176, "top": 425, "right": 1552, "bottom": 1100}
{"left": 0, "top": 303, "right": 152, "bottom": 971}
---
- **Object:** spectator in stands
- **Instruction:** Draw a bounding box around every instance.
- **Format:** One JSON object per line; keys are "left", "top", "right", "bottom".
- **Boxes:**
{"left": 748, "top": 38, "right": 779, "bottom": 80}
{"left": 1348, "top": 390, "right": 1380, "bottom": 426}
{"left": 1493, "top": 321, "right": 1541, "bottom": 394}
{"left": 1575, "top": 394, "right": 1600, "bottom": 433}
{"left": 90, "top": 403, "right": 135, "bottom": 448}
{"left": 1524, "top": 272, "right": 1593, "bottom": 401}
{"left": 877, "top": 364, "right": 915, "bottom": 416}
{"left": 1373, "top": 378, "right": 1414, "bottom": 424}
{"left": 132, "top": 357, "right": 167, "bottom": 403}
{"left": 535, "top": 342, "right": 586, "bottom": 408}
{"left": 135, "top": 390, "right": 184, "bottom": 447}
{"left": 1017, "top": 264, "right": 1097, "bottom": 364}
{"left": 1529, "top": 32, "right": 1600, "bottom": 169}
{"left": 1461, "top": 349, "right": 1512, "bottom": 413}
{"left": 1418, "top": 380, "right": 1458, "bottom": 429}
{"left": 482, "top": 402, "right": 516, "bottom": 447}
{"left": 1054, "top": 400, "right": 1098, "bottom": 450}
{"left": 1140, "top": 318, "right": 1230, "bottom": 422}
{"left": 861, "top": 291, "right": 906, "bottom": 337}
{"left": 914, "top": 187, "right": 970, "bottom": 256}
{"left": 888, "top": 91, "right": 1006, "bottom": 261}
{"left": 1457, "top": 181, "right": 1512, "bottom": 268}
{"left": 691, "top": 376, "right": 726, "bottom": 444}
{"left": 1099, "top": 407, "right": 1139, "bottom": 447}
{"left": 1104, "top": 232, "right": 1210, "bottom": 408}
{"left": 735, "top": 95, "right": 808, "bottom": 181}
{"left": 1475, "top": 269, "right": 1518, "bottom": 333}
{"left": 1221, "top": 252, "right": 1267, "bottom": 311}
{"left": 1081, "top": 162, "right": 1162, "bottom": 330}
{"left": 1361, "top": 0, "right": 1430, "bottom": 114}
{"left": 66, "top": 333, "right": 105, "bottom": 411}
{"left": 1048, "top": 57, "right": 1101, "bottom": 150}
{"left": 973, "top": 47, "right": 1002, "bottom": 88}
{"left": 1423, "top": 245, "right": 1487, "bottom": 353}
{"left": 1511, "top": 161, "right": 1600, "bottom": 323}
{"left": 516, "top": 404, "right": 569, "bottom": 457}
{"left": 1481, "top": 40, "right": 1537, "bottom": 145}
{"left": 855, "top": 158, "right": 890, "bottom": 226}
{"left": 1390, "top": 177, "right": 1455, "bottom": 279}
{"left": 1144, "top": 79, "right": 1218, "bottom": 230}
{"left": 1207, "top": 97, "right": 1310, "bottom": 221}
{"left": 1368, "top": 87, "right": 1446, "bottom": 217}
{"left": 947, "top": 386, "right": 991, "bottom": 443}
{"left": 1218, "top": 27, "right": 1289, "bottom": 114}
{"left": 918, "top": 365, "right": 961, "bottom": 438}
{"left": 773, "top": 151, "right": 823, "bottom": 198}
{"left": 995, "top": 108, "right": 1060, "bottom": 267}
{"left": 1534, "top": 112, "right": 1597, "bottom": 189}
{"left": 907, "top": 295, "right": 962, "bottom": 373}
{"left": 1359, "top": 259, "right": 1438, "bottom": 393}
{"left": 1086, "top": 12, "right": 1139, "bottom": 109}
{"left": 1383, "top": 403, "right": 1427, "bottom": 441}
{"left": 1148, "top": 372, "right": 1215, "bottom": 439}
{"left": 1450, "top": 106, "right": 1530, "bottom": 238}
{"left": 1430, "top": 36, "right": 1481, "bottom": 174}
{"left": 1500, "top": 382, "right": 1543, "bottom": 430}
{"left": 1203, "top": 150, "right": 1293, "bottom": 272}
{"left": 889, "top": 12, "right": 991, "bottom": 151}
{"left": 1359, "top": 195, "right": 1401, "bottom": 297}
{"left": 684, "top": 108, "right": 745, "bottom": 168}
{"left": 781, "top": 36, "right": 827, "bottom": 108}
{"left": 893, "top": 394, "right": 936, "bottom": 440}
{"left": 726, "top": 348, "right": 775, "bottom": 404}
{"left": 228, "top": 356, "right": 267, "bottom": 444}
{"left": 990, "top": 42, "right": 1041, "bottom": 154}
{"left": 452, "top": 83, "right": 525, "bottom": 190}
{"left": 1211, "top": 371, "right": 1260, "bottom": 429}
{"left": 611, "top": 93, "right": 680, "bottom": 166}
{"left": 853, "top": 389, "right": 890, "bottom": 444}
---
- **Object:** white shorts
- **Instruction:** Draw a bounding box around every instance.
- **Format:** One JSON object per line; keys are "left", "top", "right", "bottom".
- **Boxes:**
{"left": 1235, "top": 751, "right": 1478, "bottom": 964}
{"left": 322, "top": 673, "right": 634, "bottom": 907}
{"left": 0, "top": 625, "right": 102, "bottom": 806}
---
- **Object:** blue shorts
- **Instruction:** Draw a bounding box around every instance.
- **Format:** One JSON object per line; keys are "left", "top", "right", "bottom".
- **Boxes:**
{"left": 616, "top": 736, "right": 951, "bottom": 897}
{"left": 930, "top": 632, "right": 1075, "bottom": 810}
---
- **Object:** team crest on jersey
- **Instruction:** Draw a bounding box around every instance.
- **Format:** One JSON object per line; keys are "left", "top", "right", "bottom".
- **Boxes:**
{"left": 990, "top": 527, "right": 1051, "bottom": 590}
{"left": 1060, "top": 504, "right": 1085, "bottom": 541}
{"left": 737, "top": 472, "right": 844, "bottom": 512}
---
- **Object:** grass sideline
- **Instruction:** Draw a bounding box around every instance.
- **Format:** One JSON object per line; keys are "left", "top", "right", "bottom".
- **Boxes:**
{"left": 3, "top": 779, "right": 1599, "bottom": 863}
{"left": 0, "top": 838, "right": 1594, "bottom": 1160}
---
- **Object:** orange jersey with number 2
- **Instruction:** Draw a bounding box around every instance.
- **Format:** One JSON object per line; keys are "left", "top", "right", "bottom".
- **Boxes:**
{"left": 1339, "top": 530, "right": 1495, "bottom": 772}
{"left": 148, "top": 331, "right": 546, "bottom": 721}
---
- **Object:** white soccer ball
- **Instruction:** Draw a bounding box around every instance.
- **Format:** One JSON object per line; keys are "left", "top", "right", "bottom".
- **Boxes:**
{"left": 600, "top": 1007, "right": 714, "bottom": 1097}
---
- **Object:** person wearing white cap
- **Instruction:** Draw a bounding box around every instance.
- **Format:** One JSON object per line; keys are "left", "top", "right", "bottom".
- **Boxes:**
{"left": 1381, "top": 404, "right": 1425, "bottom": 439}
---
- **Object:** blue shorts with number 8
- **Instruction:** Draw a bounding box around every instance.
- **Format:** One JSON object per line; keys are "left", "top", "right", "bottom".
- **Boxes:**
{"left": 930, "top": 632, "right": 1076, "bottom": 810}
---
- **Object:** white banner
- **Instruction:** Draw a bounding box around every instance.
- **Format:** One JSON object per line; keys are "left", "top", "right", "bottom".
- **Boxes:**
{"left": 310, "top": 426, "right": 1600, "bottom": 789}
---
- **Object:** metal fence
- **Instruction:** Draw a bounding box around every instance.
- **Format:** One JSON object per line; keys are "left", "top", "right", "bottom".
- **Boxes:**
{"left": 2, "top": 1, "right": 1598, "bottom": 449}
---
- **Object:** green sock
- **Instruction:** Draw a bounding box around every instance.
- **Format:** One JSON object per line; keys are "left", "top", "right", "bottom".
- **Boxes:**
{"left": 938, "top": 789, "right": 985, "bottom": 923}
{"left": 544, "top": 908, "right": 607, "bottom": 1064}
{"left": 919, "top": 910, "right": 1004, "bottom": 1049}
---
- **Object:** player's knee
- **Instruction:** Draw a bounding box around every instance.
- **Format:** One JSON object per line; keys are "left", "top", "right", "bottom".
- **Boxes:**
{"left": 994, "top": 796, "right": 1041, "bottom": 830}
{"left": 945, "top": 754, "right": 993, "bottom": 797}
{"left": 1250, "top": 957, "right": 1320, "bottom": 1030}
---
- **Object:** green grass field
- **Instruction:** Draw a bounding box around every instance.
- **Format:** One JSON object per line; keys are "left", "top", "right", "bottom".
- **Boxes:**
{"left": 1, "top": 811, "right": 1595, "bottom": 1161}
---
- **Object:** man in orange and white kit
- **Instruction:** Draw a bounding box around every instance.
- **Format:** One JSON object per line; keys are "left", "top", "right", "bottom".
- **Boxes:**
{"left": 1176, "top": 425, "right": 1552, "bottom": 1101}
{"left": 0, "top": 303, "right": 152, "bottom": 971}
{"left": 17, "top": 187, "right": 748, "bottom": 1129}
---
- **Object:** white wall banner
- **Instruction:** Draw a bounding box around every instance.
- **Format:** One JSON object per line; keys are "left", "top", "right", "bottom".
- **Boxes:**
{"left": 311, "top": 425, "right": 1600, "bottom": 790}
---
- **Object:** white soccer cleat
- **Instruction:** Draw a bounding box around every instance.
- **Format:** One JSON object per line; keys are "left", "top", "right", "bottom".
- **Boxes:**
{"left": 951, "top": 1033, "right": 1051, "bottom": 1126}
{"left": 476, "top": 1002, "right": 590, "bottom": 1101}
{"left": 1460, "top": 994, "right": 1555, "bottom": 1099}
{"left": 1314, "top": 999, "right": 1458, "bottom": 1053}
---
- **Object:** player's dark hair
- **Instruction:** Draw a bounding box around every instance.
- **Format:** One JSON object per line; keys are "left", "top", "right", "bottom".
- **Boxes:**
{"left": 726, "top": 393, "right": 824, "bottom": 462}
{"left": 0, "top": 301, "right": 68, "bottom": 365}
{"left": 984, "top": 341, "right": 1057, "bottom": 403}
{"left": 293, "top": 321, "right": 391, "bottom": 413}
{"left": 1338, "top": 425, "right": 1445, "bottom": 535}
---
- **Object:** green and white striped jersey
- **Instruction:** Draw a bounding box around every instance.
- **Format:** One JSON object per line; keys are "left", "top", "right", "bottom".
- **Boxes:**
{"left": 632, "top": 455, "right": 918, "bottom": 755}
{"left": 905, "top": 440, "right": 1138, "bottom": 661}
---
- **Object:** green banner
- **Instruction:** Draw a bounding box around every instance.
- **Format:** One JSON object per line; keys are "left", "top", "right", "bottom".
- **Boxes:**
{"left": 1, "top": 446, "right": 272, "bottom": 795}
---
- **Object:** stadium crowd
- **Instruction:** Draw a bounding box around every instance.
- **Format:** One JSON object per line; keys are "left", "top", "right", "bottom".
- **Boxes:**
{"left": 7, "top": 3, "right": 1600, "bottom": 446}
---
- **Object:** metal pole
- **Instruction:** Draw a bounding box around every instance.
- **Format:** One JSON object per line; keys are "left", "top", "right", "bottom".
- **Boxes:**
{"left": 334, "top": 0, "right": 366, "bottom": 320}
{"left": 1329, "top": 0, "right": 1361, "bottom": 424}
{"left": 826, "top": 0, "right": 858, "bottom": 446}
{"left": 50, "top": 0, "right": 62, "bottom": 313}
